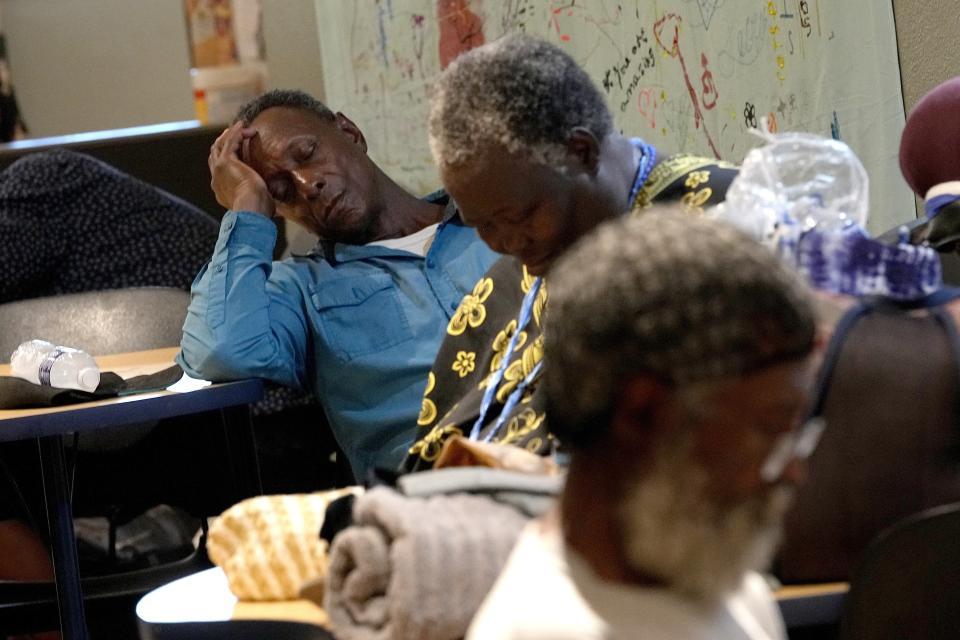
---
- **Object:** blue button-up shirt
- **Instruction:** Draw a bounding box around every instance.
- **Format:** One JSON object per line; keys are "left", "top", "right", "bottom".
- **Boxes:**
{"left": 177, "top": 193, "right": 499, "bottom": 478}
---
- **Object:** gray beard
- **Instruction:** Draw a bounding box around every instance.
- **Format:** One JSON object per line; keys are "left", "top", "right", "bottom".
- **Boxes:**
{"left": 618, "top": 437, "right": 793, "bottom": 603}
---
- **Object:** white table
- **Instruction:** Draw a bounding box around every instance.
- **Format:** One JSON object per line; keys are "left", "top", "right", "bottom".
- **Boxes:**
{"left": 136, "top": 567, "right": 331, "bottom": 640}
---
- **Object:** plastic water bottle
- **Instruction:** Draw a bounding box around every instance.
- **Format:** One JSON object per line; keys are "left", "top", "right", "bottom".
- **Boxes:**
{"left": 10, "top": 339, "right": 101, "bottom": 392}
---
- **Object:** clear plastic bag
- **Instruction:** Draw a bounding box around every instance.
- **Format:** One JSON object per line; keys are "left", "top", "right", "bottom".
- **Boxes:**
{"left": 711, "top": 131, "right": 940, "bottom": 299}
{"left": 712, "top": 131, "right": 868, "bottom": 250}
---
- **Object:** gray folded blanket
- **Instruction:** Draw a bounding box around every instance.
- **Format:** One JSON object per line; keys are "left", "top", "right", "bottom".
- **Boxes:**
{"left": 324, "top": 486, "right": 530, "bottom": 640}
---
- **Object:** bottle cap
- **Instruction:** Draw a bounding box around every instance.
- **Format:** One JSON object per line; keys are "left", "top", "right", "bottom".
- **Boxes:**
{"left": 79, "top": 367, "right": 101, "bottom": 392}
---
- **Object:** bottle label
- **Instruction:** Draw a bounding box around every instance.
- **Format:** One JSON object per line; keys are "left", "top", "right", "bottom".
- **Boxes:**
{"left": 38, "top": 347, "right": 66, "bottom": 386}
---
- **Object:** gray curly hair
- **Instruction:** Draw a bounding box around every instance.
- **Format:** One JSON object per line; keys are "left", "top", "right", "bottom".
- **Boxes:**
{"left": 235, "top": 89, "right": 335, "bottom": 126}
{"left": 429, "top": 34, "right": 613, "bottom": 170}
{"left": 545, "top": 209, "right": 816, "bottom": 448}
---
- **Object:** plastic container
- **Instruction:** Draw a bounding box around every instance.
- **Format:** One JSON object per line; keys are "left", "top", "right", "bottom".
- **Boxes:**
{"left": 10, "top": 339, "right": 101, "bottom": 392}
{"left": 190, "top": 62, "right": 266, "bottom": 125}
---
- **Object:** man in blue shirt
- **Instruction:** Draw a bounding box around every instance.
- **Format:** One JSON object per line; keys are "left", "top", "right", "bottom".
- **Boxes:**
{"left": 178, "top": 90, "right": 498, "bottom": 479}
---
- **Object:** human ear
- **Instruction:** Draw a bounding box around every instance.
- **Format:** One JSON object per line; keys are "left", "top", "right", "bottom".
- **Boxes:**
{"left": 565, "top": 127, "right": 601, "bottom": 175}
{"left": 609, "top": 375, "right": 670, "bottom": 456}
{"left": 334, "top": 112, "right": 368, "bottom": 153}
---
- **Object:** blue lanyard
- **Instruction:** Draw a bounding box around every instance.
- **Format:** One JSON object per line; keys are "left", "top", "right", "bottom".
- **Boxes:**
{"left": 627, "top": 138, "right": 657, "bottom": 207}
{"left": 482, "top": 359, "right": 544, "bottom": 443}
{"left": 925, "top": 193, "right": 960, "bottom": 220}
{"left": 469, "top": 276, "right": 543, "bottom": 441}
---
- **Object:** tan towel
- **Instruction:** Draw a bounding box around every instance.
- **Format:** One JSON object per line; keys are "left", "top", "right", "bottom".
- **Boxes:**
{"left": 434, "top": 435, "right": 560, "bottom": 475}
{"left": 324, "top": 486, "right": 529, "bottom": 640}
{"left": 207, "top": 487, "right": 363, "bottom": 601}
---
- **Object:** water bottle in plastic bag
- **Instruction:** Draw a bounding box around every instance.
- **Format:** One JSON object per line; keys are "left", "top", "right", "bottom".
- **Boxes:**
{"left": 10, "top": 339, "right": 101, "bottom": 392}
{"left": 710, "top": 130, "right": 941, "bottom": 299}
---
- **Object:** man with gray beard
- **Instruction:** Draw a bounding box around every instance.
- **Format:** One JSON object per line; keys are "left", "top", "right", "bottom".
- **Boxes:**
{"left": 468, "top": 211, "right": 821, "bottom": 639}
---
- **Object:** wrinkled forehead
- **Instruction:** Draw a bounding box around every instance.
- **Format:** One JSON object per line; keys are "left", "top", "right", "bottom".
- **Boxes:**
{"left": 442, "top": 144, "right": 557, "bottom": 190}
{"left": 699, "top": 355, "right": 817, "bottom": 420}
{"left": 441, "top": 158, "right": 524, "bottom": 221}
{"left": 247, "top": 107, "right": 335, "bottom": 165}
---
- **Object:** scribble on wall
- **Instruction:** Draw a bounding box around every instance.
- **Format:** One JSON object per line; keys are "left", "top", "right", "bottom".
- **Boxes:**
{"left": 315, "top": 0, "right": 911, "bottom": 232}
{"left": 437, "top": 0, "right": 485, "bottom": 69}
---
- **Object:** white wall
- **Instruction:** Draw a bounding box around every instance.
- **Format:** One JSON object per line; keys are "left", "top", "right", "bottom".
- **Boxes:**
{"left": 2, "top": 0, "right": 325, "bottom": 139}
{"left": 2, "top": 0, "right": 195, "bottom": 137}
{"left": 6, "top": 1, "right": 952, "bottom": 167}
{"left": 262, "top": 0, "right": 325, "bottom": 100}
{"left": 892, "top": 0, "right": 960, "bottom": 113}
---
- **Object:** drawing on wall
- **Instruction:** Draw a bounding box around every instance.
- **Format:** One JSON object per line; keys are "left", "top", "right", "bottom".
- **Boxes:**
{"left": 437, "top": 0, "right": 486, "bottom": 68}
{"left": 315, "top": 0, "right": 911, "bottom": 232}
{"left": 185, "top": 0, "right": 239, "bottom": 67}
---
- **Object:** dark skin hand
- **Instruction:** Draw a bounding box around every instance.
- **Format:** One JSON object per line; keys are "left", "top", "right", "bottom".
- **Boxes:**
{"left": 208, "top": 121, "right": 275, "bottom": 217}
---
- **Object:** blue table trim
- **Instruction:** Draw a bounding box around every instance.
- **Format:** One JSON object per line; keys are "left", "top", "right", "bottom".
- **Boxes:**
{"left": 778, "top": 588, "right": 846, "bottom": 629}
{"left": 0, "top": 378, "right": 263, "bottom": 442}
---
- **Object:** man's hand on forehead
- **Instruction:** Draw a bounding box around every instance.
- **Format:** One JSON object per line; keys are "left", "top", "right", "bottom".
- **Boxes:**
{"left": 240, "top": 128, "right": 258, "bottom": 166}
{"left": 240, "top": 134, "right": 251, "bottom": 165}
{"left": 208, "top": 122, "right": 274, "bottom": 217}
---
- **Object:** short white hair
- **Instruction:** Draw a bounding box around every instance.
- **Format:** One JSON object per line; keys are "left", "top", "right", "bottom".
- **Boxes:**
{"left": 429, "top": 34, "right": 614, "bottom": 171}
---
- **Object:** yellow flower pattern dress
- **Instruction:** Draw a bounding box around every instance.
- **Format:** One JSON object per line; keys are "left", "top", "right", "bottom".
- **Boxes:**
{"left": 400, "top": 154, "right": 738, "bottom": 472}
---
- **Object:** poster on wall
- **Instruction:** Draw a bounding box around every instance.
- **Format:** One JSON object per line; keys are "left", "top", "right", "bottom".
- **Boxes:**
{"left": 184, "top": 0, "right": 265, "bottom": 67}
{"left": 315, "top": 0, "right": 912, "bottom": 233}
{"left": 185, "top": 0, "right": 239, "bottom": 68}
{"left": 184, "top": 0, "right": 267, "bottom": 125}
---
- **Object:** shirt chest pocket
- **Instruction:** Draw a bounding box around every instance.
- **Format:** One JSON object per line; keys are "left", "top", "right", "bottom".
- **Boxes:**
{"left": 310, "top": 275, "right": 414, "bottom": 363}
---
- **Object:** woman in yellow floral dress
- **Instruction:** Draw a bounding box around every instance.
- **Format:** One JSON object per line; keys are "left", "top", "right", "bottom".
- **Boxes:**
{"left": 401, "top": 35, "right": 738, "bottom": 472}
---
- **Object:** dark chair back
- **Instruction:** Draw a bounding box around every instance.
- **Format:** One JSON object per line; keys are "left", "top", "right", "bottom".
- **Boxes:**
{"left": 840, "top": 502, "right": 960, "bottom": 640}
{"left": 0, "top": 122, "right": 223, "bottom": 219}
{"left": 0, "top": 286, "right": 191, "bottom": 451}
{"left": 779, "top": 294, "right": 960, "bottom": 583}
{"left": 0, "top": 286, "right": 190, "bottom": 360}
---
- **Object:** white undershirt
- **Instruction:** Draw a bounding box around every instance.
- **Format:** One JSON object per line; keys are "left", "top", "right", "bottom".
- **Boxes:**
{"left": 368, "top": 223, "right": 440, "bottom": 256}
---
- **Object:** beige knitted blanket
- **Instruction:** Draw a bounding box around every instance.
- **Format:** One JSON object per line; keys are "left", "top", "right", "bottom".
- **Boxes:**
{"left": 207, "top": 486, "right": 363, "bottom": 601}
{"left": 324, "top": 486, "right": 529, "bottom": 640}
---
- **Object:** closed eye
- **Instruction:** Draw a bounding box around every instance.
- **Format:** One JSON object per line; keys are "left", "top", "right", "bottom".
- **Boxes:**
{"left": 268, "top": 178, "right": 293, "bottom": 203}
{"left": 297, "top": 142, "right": 317, "bottom": 162}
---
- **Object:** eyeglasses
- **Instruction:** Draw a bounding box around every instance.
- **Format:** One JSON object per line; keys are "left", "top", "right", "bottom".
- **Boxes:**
{"left": 759, "top": 416, "right": 826, "bottom": 483}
